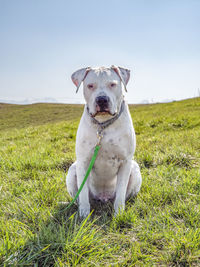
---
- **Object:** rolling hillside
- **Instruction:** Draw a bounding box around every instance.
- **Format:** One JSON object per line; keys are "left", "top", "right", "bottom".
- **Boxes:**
{"left": 0, "top": 98, "right": 200, "bottom": 266}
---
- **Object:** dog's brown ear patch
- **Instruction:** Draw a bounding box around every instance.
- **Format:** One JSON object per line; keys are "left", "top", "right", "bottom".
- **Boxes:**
{"left": 111, "top": 65, "right": 130, "bottom": 92}
{"left": 71, "top": 67, "right": 91, "bottom": 93}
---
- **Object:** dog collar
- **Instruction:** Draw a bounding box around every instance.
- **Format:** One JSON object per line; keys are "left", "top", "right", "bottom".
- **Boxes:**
{"left": 87, "top": 100, "right": 125, "bottom": 132}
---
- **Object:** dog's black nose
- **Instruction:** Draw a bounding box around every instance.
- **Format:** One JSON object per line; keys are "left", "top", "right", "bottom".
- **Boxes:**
{"left": 96, "top": 96, "right": 109, "bottom": 109}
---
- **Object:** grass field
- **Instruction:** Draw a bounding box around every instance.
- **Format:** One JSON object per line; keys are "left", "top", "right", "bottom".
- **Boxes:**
{"left": 0, "top": 98, "right": 200, "bottom": 266}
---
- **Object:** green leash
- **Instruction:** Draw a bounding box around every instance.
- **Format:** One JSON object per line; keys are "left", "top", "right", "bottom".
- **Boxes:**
{"left": 65, "top": 144, "right": 101, "bottom": 211}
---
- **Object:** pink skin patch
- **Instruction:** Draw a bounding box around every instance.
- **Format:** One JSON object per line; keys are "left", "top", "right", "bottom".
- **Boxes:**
{"left": 96, "top": 105, "right": 101, "bottom": 112}
{"left": 73, "top": 79, "right": 79, "bottom": 87}
{"left": 92, "top": 192, "right": 115, "bottom": 203}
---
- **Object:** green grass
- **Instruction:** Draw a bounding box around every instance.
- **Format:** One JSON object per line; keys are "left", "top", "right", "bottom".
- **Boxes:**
{"left": 0, "top": 98, "right": 200, "bottom": 266}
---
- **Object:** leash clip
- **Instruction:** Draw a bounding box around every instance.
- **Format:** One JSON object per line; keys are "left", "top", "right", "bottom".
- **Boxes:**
{"left": 96, "top": 128, "right": 103, "bottom": 146}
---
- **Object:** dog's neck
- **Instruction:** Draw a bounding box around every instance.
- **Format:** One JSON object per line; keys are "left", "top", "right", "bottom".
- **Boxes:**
{"left": 87, "top": 100, "right": 125, "bottom": 130}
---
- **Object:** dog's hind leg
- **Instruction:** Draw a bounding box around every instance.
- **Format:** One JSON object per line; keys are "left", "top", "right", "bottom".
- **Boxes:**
{"left": 66, "top": 162, "right": 78, "bottom": 198}
{"left": 126, "top": 160, "right": 142, "bottom": 199}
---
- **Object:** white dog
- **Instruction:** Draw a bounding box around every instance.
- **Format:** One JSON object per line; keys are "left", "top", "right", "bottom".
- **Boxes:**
{"left": 66, "top": 66, "right": 142, "bottom": 218}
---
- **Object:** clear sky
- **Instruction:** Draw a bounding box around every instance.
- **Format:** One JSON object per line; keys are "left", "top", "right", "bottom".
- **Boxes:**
{"left": 0, "top": 0, "right": 200, "bottom": 103}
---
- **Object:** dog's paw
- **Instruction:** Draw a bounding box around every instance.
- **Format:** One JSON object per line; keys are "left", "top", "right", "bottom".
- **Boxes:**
{"left": 114, "top": 201, "right": 125, "bottom": 217}
{"left": 79, "top": 205, "right": 90, "bottom": 218}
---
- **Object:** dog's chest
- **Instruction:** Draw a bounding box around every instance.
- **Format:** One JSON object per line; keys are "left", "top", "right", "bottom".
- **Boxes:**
{"left": 92, "top": 133, "right": 130, "bottom": 176}
{"left": 77, "top": 108, "right": 135, "bottom": 175}
{"left": 97, "top": 146, "right": 123, "bottom": 169}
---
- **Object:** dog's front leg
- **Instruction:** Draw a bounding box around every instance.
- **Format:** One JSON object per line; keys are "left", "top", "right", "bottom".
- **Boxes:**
{"left": 114, "top": 159, "right": 132, "bottom": 216}
{"left": 76, "top": 162, "right": 90, "bottom": 218}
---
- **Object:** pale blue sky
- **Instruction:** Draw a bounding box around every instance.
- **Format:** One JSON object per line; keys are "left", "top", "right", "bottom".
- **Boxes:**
{"left": 0, "top": 0, "right": 200, "bottom": 103}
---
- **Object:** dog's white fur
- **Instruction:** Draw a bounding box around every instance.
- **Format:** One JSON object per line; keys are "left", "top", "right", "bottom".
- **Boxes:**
{"left": 66, "top": 66, "right": 142, "bottom": 218}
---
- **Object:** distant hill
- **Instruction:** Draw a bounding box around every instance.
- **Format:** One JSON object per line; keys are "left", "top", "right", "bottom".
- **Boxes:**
{"left": 0, "top": 97, "right": 83, "bottom": 105}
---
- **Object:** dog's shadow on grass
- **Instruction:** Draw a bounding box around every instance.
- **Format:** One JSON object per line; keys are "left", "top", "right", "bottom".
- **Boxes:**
{"left": 54, "top": 196, "right": 138, "bottom": 230}
{"left": 54, "top": 198, "right": 115, "bottom": 223}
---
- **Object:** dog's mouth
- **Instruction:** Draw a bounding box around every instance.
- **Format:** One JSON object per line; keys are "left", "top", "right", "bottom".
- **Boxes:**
{"left": 92, "top": 111, "right": 116, "bottom": 118}
{"left": 92, "top": 106, "right": 115, "bottom": 117}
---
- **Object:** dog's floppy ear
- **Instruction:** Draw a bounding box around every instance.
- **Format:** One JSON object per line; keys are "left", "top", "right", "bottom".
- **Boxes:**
{"left": 71, "top": 67, "right": 91, "bottom": 93}
{"left": 111, "top": 65, "right": 130, "bottom": 92}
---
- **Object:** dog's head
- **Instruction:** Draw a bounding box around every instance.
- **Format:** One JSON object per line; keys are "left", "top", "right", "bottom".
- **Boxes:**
{"left": 71, "top": 66, "right": 130, "bottom": 120}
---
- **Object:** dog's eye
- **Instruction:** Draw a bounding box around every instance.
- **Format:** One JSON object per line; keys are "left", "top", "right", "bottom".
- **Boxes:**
{"left": 110, "top": 82, "right": 117, "bottom": 88}
{"left": 87, "top": 84, "right": 94, "bottom": 90}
